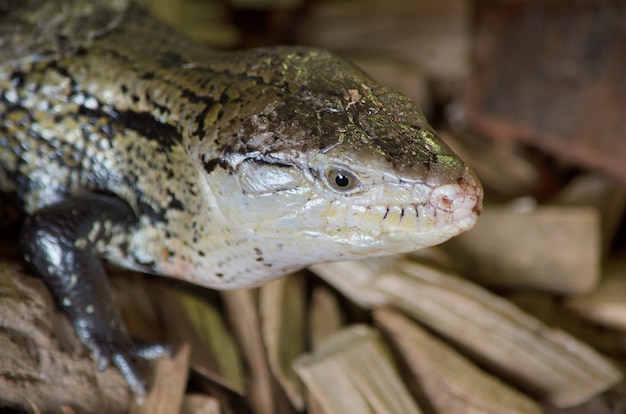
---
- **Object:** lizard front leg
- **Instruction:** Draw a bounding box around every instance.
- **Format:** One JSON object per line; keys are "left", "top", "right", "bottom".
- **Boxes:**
{"left": 20, "top": 193, "right": 168, "bottom": 396}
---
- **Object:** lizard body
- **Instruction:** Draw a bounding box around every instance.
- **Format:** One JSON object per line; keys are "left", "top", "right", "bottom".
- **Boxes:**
{"left": 0, "top": 0, "right": 482, "bottom": 395}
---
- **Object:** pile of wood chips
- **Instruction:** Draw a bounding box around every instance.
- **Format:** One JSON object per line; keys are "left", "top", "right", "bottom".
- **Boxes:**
{"left": 2, "top": 0, "right": 626, "bottom": 413}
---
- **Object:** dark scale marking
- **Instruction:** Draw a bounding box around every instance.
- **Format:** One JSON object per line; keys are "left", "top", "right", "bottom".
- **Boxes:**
{"left": 167, "top": 191, "right": 184, "bottom": 210}
{"left": 114, "top": 109, "right": 181, "bottom": 147}
{"left": 218, "top": 91, "right": 230, "bottom": 105}
{"left": 192, "top": 105, "right": 211, "bottom": 137}
{"left": 77, "top": 100, "right": 181, "bottom": 148}
{"left": 180, "top": 88, "right": 218, "bottom": 106}
{"left": 132, "top": 193, "right": 168, "bottom": 224}
{"left": 201, "top": 157, "right": 228, "bottom": 174}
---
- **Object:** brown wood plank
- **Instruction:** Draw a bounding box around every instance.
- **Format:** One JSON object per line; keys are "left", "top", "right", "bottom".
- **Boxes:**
{"left": 466, "top": 0, "right": 626, "bottom": 184}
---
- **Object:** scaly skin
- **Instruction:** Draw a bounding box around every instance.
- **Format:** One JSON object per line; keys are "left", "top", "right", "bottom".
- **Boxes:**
{"left": 0, "top": 0, "right": 483, "bottom": 396}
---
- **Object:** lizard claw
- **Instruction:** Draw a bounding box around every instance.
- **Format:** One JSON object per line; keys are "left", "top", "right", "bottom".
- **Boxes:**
{"left": 81, "top": 330, "right": 170, "bottom": 398}
{"left": 111, "top": 340, "right": 170, "bottom": 399}
{"left": 111, "top": 351, "right": 148, "bottom": 398}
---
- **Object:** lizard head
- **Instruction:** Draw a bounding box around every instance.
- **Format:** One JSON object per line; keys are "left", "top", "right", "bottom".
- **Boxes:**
{"left": 194, "top": 47, "right": 482, "bottom": 285}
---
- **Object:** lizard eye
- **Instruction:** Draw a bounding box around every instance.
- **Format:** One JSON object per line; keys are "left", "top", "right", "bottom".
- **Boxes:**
{"left": 325, "top": 167, "right": 360, "bottom": 192}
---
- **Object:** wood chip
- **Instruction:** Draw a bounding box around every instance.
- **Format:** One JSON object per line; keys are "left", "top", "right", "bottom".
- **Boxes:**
{"left": 294, "top": 325, "right": 423, "bottom": 414}
{"left": 442, "top": 205, "right": 601, "bottom": 294}
{"left": 503, "top": 291, "right": 623, "bottom": 358}
{"left": 551, "top": 172, "right": 626, "bottom": 253}
{"left": 144, "top": 283, "right": 245, "bottom": 394}
{"left": 311, "top": 258, "right": 622, "bottom": 407}
{"left": 259, "top": 274, "right": 306, "bottom": 410}
{"left": 566, "top": 260, "right": 626, "bottom": 330}
{"left": 305, "top": 392, "right": 325, "bottom": 414}
{"left": 221, "top": 289, "right": 275, "bottom": 414}
{"left": 374, "top": 260, "right": 622, "bottom": 408}
{"left": 309, "top": 257, "right": 396, "bottom": 309}
{"left": 309, "top": 286, "right": 344, "bottom": 350}
{"left": 181, "top": 394, "right": 221, "bottom": 414}
{"left": 373, "top": 307, "right": 541, "bottom": 414}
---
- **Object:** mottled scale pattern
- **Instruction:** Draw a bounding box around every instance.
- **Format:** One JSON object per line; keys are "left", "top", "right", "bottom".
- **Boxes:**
{"left": 1, "top": 1, "right": 482, "bottom": 289}
{"left": 0, "top": 0, "right": 484, "bottom": 395}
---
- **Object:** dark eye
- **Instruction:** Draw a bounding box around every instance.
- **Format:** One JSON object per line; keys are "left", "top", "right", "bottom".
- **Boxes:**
{"left": 325, "top": 167, "right": 360, "bottom": 192}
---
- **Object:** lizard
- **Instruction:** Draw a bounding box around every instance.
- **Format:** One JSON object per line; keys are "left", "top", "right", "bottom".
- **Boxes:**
{"left": 0, "top": 0, "right": 483, "bottom": 397}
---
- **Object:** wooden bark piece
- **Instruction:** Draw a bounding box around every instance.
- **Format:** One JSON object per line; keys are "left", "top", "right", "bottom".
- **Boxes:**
{"left": 309, "top": 257, "right": 394, "bottom": 309}
{"left": 181, "top": 394, "right": 221, "bottom": 414}
{"left": 551, "top": 172, "right": 626, "bottom": 253}
{"left": 373, "top": 260, "right": 622, "bottom": 408}
{"left": 466, "top": 0, "right": 626, "bottom": 185}
{"left": 373, "top": 307, "right": 541, "bottom": 414}
{"left": 0, "top": 260, "right": 129, "bottom": 413}
{"left": 221, "top": 289, "right": 275, "bottom": 414}
{"left": 293, "top": 325, "right": 423, "bottom": 414}
{"left": 443, "top": 205, "right": 601, "bottom": 294}
{"left": 566, "top": 260, "right": 626, "bottom": 330}
{"left": 153, "top": 285, "right": 245, "bottom": 394}
{"left": 309, "top": 286, "right": 344, "bottom": 350}
{"left": 259, "top": 274, "right": 306, "bottom": 410}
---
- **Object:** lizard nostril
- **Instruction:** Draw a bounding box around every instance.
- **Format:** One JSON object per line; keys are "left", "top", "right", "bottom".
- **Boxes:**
{"left": 431, "top": 185, "right": 461, "bottom": 212}
{"left": 440, "top": 196, "right": 453, "bottom": 209}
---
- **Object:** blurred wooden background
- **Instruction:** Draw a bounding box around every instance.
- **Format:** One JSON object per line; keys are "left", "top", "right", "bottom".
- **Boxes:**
{"left": 2, "top": 0, "right": 626, "bottom": 413}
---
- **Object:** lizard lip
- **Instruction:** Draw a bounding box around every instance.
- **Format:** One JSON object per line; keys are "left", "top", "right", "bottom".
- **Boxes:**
{"left": 364, "top": 166, "right": 483, "bottom": 234}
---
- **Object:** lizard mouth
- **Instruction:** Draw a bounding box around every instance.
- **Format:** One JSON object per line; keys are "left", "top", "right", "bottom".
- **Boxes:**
{"left": 343, "top": 166, "right": 483, "bottom": 255}
{"left": 384, "top": 183, "right": 481, "bottom": 238}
